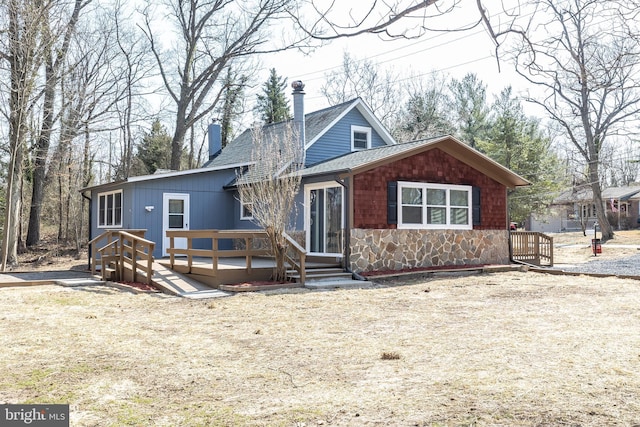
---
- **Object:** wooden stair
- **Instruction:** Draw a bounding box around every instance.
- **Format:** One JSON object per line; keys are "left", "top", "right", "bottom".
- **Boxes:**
{"left": 100, "top": 254, "right": 121, "bottom": 281}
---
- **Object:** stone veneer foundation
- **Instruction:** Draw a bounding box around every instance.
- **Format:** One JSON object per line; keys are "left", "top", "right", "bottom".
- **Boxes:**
{"left": 349, "top": 228, "right": 509, "bottom": 273}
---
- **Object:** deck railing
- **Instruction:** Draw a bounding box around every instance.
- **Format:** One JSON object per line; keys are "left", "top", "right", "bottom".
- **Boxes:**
{"left": 165, "top": 229, "right": 308, "bottom": 284}
{"left": 165, "top": 229, "right": 270, "bottom": 275}
{"left": 510, "top": 231, "right": 553, "bottom": 266}
{"left": 283, "top": 232, "right": 307, "bottom": 284}
{"left": 89, "top": 229, "right": 155, "bottom": 284}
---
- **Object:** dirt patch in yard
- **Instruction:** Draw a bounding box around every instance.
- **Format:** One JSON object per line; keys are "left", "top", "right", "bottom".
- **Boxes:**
{"left": 2, "top": 268, "right": 640, "bottom": 426}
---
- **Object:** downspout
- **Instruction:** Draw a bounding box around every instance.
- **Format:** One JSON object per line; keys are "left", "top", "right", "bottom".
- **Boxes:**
{"left": 81, "top": 190, "right": 92, "bottom": 270}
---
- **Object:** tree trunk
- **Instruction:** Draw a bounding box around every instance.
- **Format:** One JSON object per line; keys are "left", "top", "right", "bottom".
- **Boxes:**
{"left": 590, "top": 166, "right": 613, "bottom": 241}
{"left": 171, "top": 110, "right": 187, "bottom": 170}
{"left": 26, "top": 59, "right": 55, "bottom": 247}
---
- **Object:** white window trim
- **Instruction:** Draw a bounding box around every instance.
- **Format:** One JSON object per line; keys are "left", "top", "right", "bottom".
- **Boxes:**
{"left": 240, "top": 198, "right": 253, "bottom": 220}
{"left": 351, "top": 125, "right": 371, "bottom": 151}
{"left": 97, "top": 189, "right": 123, "bottom": 228}
{"left": 304, "top": 181, "right": 345, "bottom": 256}
{"left": 397, "top": 182, "right": 472, "bottom": 230}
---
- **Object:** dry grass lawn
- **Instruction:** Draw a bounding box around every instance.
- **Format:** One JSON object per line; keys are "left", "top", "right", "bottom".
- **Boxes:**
{"left": 1, "top": 231, "right": 640, "bottom": 426}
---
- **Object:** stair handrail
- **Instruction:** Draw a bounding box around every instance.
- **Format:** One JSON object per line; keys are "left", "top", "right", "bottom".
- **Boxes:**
{"left": 89, "top": 229, "right": 147, "bottom": 275}
{"left": 283, "top": 232, "right": 306, "bottom": 285}
{"left": 90, "top": 229, "right": 154, "bottom": 283}
{"left": 510, "top": 231, "right": 554, "bottom": 266}
{"left": 117, "top": 231, "right": 155, "bottom": 285}
{"left": 97, "top": 240, "right": 120, "bottom": 281}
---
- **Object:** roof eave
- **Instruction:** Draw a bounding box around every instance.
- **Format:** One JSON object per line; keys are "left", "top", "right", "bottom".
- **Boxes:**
{"left": 347, "top": 136, "right": 530, "bottom": 188}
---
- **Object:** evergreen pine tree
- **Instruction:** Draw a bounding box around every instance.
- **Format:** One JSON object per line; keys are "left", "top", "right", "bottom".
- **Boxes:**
{"left": 220, "top": 68, "right": 247, "bottom": 148}
{"left": 256, "top": 68, "right": 291, "bottom": 124}
{"left": 135, "top": 119, "right": 172, "bottom": 174}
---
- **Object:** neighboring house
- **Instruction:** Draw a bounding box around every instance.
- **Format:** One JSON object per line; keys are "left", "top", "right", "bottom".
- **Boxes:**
{"left": 529, "top": 185, "right": 640, "bottom": 232}
{"left": 81, "top": 81, "right": 529, "bottom": 276}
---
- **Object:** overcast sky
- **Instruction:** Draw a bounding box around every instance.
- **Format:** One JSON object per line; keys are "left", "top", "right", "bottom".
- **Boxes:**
{"left": 253, "top": 1, "right": 532, "bottom": 114}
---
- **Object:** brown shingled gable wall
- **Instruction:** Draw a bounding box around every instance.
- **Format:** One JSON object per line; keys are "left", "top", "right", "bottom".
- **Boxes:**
{"left": 352, "top": 147, "right": 507, "bottom": 229}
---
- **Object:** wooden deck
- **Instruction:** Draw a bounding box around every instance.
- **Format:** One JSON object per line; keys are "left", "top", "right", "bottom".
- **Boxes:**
{"left": 89, "top": 229, "right": 344, "bottom": 296}
{"left": 156, "top": 256, "right": 337, "bottom": 288}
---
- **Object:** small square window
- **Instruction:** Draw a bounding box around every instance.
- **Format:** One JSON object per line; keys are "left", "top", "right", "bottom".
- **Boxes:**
{"left": 351, "top": 126, "right": 371, "bottom": 151}
{"left": 241, "top": 200, "right": 253, "bottom": 220}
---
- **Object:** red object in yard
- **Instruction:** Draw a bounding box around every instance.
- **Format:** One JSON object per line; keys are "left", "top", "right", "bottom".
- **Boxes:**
{"left": 591, "top": 239, "right": 602, "bottom": 254}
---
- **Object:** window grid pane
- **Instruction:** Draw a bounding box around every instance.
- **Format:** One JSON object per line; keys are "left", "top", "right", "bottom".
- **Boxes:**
{"left": 97, "top": 191, "right": 122, "bottom": 227}
{"left": 451, "top": 207, "right": 468, "bottom": 224}
{"left": 402, "top": 206, "right": 423, "bottom": 223}
{"left": 353, "top": 132, "right": 368, "bottom": 149}
{"left": 450, "top": 190, "right": 468, "bottom": 207}
{"left": 398, "top": 184, "right": 471, "bottom": 229}
{"left": 402, "top": 187, "right": 422, "bottom": 205}
{"left": 427, "top": 207, "right": 446, "bottom": 224}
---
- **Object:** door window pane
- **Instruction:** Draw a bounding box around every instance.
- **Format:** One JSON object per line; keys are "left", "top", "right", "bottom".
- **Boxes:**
{"left": 169, "top": 199, "right": 184, "bottom": 214}
{"left": 325, "top": 187, "right": 342, "bottom": 253}
{"left": 168, "top": 214, "right": 183, "bottom": 228}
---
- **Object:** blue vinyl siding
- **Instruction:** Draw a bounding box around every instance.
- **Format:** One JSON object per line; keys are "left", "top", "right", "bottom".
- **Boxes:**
{"left": 229, "top": 185, "right": 306, "bottom": 231}
{"left": 90, "top": 169, "right": 238, "bottom": 258}
{"left": 305, "top": 108, "right": 387, "bottom": 166}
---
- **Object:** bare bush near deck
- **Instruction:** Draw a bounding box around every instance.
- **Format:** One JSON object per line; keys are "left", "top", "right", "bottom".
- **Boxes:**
{"left": 236, "top": 124, "right": 302, "bottom": 282}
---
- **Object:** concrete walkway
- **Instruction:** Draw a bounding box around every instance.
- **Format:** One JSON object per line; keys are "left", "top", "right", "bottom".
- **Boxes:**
{"left": 0, "top": 265, "right": 232, "bottom": 299}
{"left": 0, "top": 270, "right": 100, "bottom": 287}
{"left": 150, "top": 262, "right": 232, "bottom": 299}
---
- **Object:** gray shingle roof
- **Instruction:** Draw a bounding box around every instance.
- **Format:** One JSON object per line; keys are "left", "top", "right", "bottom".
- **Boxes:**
{"left": 554, "top": 185, "right": 640, "bottom": 203}
{"left": 298, "top": 138, "right": 441, "bottom": 177}
{"left": 203, "top": 99, "right": 358, "bottom": 169}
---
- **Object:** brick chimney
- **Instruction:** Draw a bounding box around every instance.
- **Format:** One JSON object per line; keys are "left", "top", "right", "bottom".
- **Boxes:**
{"left": 291, "top": 80, "right": 306, "bottom": 166}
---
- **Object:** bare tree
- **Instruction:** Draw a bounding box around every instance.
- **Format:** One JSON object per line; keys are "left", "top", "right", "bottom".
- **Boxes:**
{"left": 140, "top": 0, "right": 303, "bottom": 171}
{"left": 0, "top": 0, "right": 47, "bottom": 269}
{"left": 394, "top": 73, "right": 454, "bottom": 141}
{"left": 295, "top": 0, "right": 514, "bottom": 41}
{"left": 25, "top": 0, "right": 88, "bottom": 247}
{"left": 508, "top": 0, "right": 640, "bottom": 240}
{"left": 322, "top": 52, "right": 400, "bottom": 129}
{"left": 236, "top": 124, "right": 302, "bottom": 282}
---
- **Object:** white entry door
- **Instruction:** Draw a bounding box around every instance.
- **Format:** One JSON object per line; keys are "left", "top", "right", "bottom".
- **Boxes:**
{"left": 163, "top": 193, "right": 190, "bottom": 256}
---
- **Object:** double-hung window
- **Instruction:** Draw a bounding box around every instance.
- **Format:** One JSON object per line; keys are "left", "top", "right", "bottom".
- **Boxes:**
{"left": 351, "top": 125, "right": 371, "bottom": 151}
{"left": 398, "top": 182, "right": 472, "bottom": 229}
{"left": 98, "top": 190, "right": 122, "bottom": 228}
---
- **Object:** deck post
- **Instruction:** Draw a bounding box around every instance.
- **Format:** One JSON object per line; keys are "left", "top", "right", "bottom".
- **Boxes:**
{"left": 245, "top": 237, "right": 252, "bottom": 274}
{"left": 169, "top": 235, "right": 175, "bottom": 268}
{"left": 131, "top": 236, "right": 138, "bottom": 282}
{"left": 187, "top": 236, "right": 193, "bottom": 273}
{"left": 147, "top": 242, "right": 155, "bottom": 284}
{"left": 212, "top": 230, "right": 219, "bottom": 277}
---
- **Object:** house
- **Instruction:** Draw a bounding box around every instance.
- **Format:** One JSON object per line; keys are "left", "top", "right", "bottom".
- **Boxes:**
{"left": 529, "top": 185, "right": 640, "bottom": 232}
{"left": 81, "top": 81, "right": 529, "bottom": 279}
